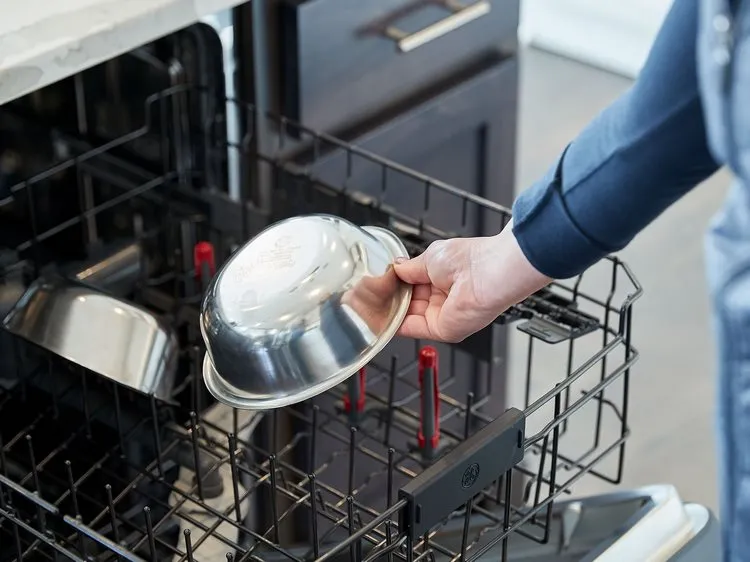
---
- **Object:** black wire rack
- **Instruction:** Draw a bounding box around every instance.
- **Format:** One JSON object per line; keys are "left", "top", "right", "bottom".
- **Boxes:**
{"left": 0, "top": 84, "right": 642, "bottom": 562}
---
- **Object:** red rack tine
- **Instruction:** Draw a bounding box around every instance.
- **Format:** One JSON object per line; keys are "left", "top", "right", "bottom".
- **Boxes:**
{"left": 417, "top": 346, "right": 440, "bottom": 461}
{"left": 343, "top": 368, "right": 367, "bottom": 426}
{"left": 193, "top": 241, "right": 216, "bottom": 289}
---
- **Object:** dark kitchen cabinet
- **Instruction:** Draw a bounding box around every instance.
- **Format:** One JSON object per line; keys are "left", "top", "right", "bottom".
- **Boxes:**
{"left": 303, "top": 56, "right": 517, "bottom": 233}
{"left": 278, "top": 0, "right": 519, "bottom": 134}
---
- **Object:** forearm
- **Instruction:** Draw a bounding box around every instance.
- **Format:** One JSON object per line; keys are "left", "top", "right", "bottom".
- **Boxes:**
{"left": 512, "top": 0, "right": 720, "bottom": 279}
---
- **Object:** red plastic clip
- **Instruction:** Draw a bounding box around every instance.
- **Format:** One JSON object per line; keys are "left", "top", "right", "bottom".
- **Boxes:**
{"left": 417, "top": 346, "right": 440, "bottom": 449}
{"left": 193, "top": 241, "right": 216, "bottom": 279}
{"left": 343, "top": 368, "right": 367, "bottom": 413}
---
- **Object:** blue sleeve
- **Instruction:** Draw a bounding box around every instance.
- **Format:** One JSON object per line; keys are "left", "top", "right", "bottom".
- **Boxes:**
{"left": 512, "top": 0, "right": 720, "bottom": 279}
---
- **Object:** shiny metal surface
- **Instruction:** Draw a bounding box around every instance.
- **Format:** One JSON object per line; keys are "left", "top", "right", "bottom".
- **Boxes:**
{"left": 200, "top": 214, "right": 411, "bottom": 410}
{"left": 72, "top": 242, "right": 144, "bottom": 296}
{"left": 385, "top": 0, "right": 491, "bottom": 53}
{"left": 2, "top": 275, "right": 178, "bottom": 401}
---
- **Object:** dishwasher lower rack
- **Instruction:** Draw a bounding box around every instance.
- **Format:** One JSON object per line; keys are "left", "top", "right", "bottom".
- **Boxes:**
{"left": 0, "top": 86, "right": 642, "bottom": 561}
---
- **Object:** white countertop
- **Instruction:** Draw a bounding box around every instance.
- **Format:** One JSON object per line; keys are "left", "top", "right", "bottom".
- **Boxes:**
{"left": 0, "top": 0, "right": 246, "bottom": 105}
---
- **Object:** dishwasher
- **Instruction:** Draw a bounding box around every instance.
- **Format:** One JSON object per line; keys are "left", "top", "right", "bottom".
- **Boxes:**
{"left": 0, "top": 17, "right": 720, "bottom": 562}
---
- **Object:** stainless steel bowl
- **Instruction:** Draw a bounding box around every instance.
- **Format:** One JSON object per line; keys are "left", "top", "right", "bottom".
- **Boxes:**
{"left": 200, "top": 214, "right": 412, "bottom": 410}
{"left": 2, "top": 275, "right": 179, "bottom": 401}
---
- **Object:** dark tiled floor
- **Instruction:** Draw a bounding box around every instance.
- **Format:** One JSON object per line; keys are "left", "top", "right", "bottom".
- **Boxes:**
{"left": 511, "top": 48, "right": 731, "bottom": 511}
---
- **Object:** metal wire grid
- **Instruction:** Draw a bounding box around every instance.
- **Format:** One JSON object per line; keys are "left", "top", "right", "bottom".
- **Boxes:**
{"left": 0, "top": 85, "right": 641, "bottom": 561}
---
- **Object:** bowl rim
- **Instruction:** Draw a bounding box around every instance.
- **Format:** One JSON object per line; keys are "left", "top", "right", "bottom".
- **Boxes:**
{"left": 202, "top": 224, "right": 413, "bottom": 410}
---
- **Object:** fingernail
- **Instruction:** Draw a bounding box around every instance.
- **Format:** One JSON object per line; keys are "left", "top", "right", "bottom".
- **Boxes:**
{"left": 394, "top": 257, "right": 407, "bottom": 264}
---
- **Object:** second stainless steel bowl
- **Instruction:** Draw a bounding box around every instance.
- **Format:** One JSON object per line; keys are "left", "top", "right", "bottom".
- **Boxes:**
{"left": 2, "top": 275, "right": 179, "bottom": 401}
{"left": 200, "top": 214, "right": 412, "bottom": 410}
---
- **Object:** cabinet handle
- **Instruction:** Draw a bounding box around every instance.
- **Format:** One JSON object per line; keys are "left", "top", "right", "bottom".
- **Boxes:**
{"left": 385, "top": 0, "right": 491, "bottom": 53}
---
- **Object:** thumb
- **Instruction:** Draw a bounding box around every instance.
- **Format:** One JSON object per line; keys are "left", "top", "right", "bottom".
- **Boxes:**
{"left": 393, "top": 253, "right": 430, "bottom": 285}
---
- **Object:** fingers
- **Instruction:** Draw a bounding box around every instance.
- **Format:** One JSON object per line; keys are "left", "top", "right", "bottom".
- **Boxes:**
{"left": 405, "top": 284, "right": 431, "bottom": 316}
{"left": 393, "top": 253, "right": 430, "bottom": 285}
{"left": 397, "top": 286, "right": 429, "bottom": 335}
{"left": 396, "top": 315, "right": 433, "bottom": 339}
{"left": 407, "top": 298, "right": 428, "bottom": 316}
{"left": 398, "top": 284, "right": 447, "bottom": 340}
{"left": 412, "top": 283, "right": 431, "bottom": 302}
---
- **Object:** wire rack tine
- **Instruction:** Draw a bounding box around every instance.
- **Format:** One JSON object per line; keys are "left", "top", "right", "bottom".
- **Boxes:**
{"left": 269, "top": 454, "right": 280, "bottom": 543}
{"left": 151, "top": 396, "right": 164, "bottom": 478}
{"left": 348, "top": 426, "right": 357, "bottom": 496}
{"left": 310, "top": 473, "right": 321, "bottom": 558}
{"left": 228, "top": 432, "right": 243, "bottom": 523}
{"left": 190, "top": 411, "right": 204, "bottom": 501}
{"left": 144, "top": 506, "right": 157, "bottom": 562}
{"left": 184, "top": 528, "right": 195, "bottom": 562}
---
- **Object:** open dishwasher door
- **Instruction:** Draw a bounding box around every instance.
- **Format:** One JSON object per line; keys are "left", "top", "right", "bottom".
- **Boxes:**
{"left": 545, "top": 484, "right": 720, "bottom": 561}
{"left": 435, "top": 484, "right": 720, "bottom": 561}
{"left": 570, "top": 485, "right": 720, "bottom": 562}
{"left": 584, "top": 485, "right": 721, "bottom": 562}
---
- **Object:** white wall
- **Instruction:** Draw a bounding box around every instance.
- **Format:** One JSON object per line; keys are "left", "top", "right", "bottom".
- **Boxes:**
{"left": 519, "top": 0, "right": 674, "bottom": 78}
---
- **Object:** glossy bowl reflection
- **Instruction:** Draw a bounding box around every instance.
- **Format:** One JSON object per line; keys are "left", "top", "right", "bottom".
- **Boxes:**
{"left": 200, "top": 214, "right": 411, "bottom": 410}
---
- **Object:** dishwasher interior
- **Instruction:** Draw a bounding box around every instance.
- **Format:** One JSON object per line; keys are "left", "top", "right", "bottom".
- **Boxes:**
{"left": 0, "top": 17, "right": 716, "bottom": 562}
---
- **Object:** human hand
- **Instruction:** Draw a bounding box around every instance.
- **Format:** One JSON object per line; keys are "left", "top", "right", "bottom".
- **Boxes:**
{"left": 393, "top": 222, "right": 552, "bottom": 343}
